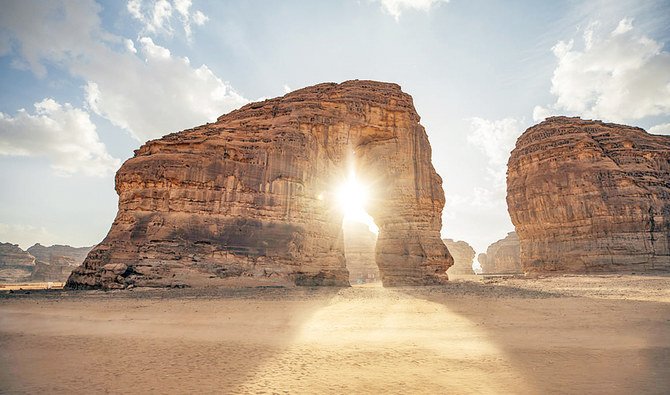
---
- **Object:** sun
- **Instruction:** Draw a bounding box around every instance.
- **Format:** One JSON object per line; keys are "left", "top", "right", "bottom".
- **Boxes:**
{"left": 335, "top": 171, "right": 379, "bottom": 234}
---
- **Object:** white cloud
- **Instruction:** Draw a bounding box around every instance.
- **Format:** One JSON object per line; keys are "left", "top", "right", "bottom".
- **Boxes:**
{"left": 540, "top": 18, "right": 670, "bottom": 122}
{"left": 283, "top": 84, "right": 292, "bottom": 94}
{"left": 0, "top": 99, "right": 120, "bottom": 177}
{"left": 466, "top": 117, "right": 525, "bottom": 186}
{"left": 127, "top": 0, "right": 209, "bottom": 40}
{"left": 649, "top": 123, "right": 670, "bottom": 135}
{"left": 1, "top": 0, "right": 247, "bottom": 142}
{"left": 376, "top": 0, "right": 448, "bottom": 21}
{"left": 84, "top": 37, "right": 247, "bottom": 140}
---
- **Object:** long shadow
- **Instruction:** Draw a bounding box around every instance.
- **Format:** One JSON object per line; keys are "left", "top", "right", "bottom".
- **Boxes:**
{"left": 0, "top": 286, "right": 342, "bottom": 394}
{"left": 400, "top": 280, "right": 670, "bottom": 394}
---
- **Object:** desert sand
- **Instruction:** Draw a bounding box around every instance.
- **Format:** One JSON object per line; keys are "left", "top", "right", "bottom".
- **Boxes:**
{"left": 1, "top": 275, "right": 669, "bottom": 394}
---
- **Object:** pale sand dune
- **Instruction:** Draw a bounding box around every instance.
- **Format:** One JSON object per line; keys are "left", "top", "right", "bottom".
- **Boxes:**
{"left": 1, "top": 275, "right": 669, "bottom": 394}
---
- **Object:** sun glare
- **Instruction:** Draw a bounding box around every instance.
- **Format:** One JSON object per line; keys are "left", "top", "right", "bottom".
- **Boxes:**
{"left": 336, "top": 172, "right": 379, "bottom": 234}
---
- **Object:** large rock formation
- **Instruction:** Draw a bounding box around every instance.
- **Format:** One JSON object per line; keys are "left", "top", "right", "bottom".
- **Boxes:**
{"left": 507, "top": 116, "right": 670, "bottom": 273}
{"left": 477, "top": 232, "right": 522, "bottom": 274}
{"left": 28, "top": 244, "right": 92, "bottom": 282}
{"left": 0, "top": 242, "right": 35, "bottom": 282}
{"left": 343, "top": 221, "right": 379, "bottom": 284}
{"left": 443, "top": 239, "right": 475, "bottom": 275}
{"left": 67, "top": 80, "right": 452, "bottom": 289}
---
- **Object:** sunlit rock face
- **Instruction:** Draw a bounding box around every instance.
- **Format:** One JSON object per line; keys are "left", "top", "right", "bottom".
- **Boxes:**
{"left": 442, "top": 239, "right": 474, "bottom": 275}
{"left": 0, "top": 243, "right": 35, "bottom": 282}
{"left": 67, "top": 80, "right": 452, "bottom": 289}
{"left": 343, "top": 222, "right": 379, "bottom": 284}
{"left": 507, "top": 116, "right": 670, "bottom": 273}
{"left": 477, "top": 232, "right": 521, "bottom": 274}
{"left": 28, "top": 244, "right": 92, "bottom": 282}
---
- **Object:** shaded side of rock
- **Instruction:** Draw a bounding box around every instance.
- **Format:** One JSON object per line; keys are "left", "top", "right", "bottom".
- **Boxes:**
{"left": 443, "top": 239, "right": 475, "bottom": 275}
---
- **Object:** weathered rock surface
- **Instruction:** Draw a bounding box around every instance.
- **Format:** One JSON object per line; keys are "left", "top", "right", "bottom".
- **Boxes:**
{"left": 507, "top": 116, "right": 670, "bottom": 273}
{"left": 0, "top": 242, "right": 35, "bottom": 282}
{"left": 67, "top": 80, "right": 452, "bottom": 289}
{"left": 477, "top": 232, "right": 522, "bottom": 274}
{"left": 443, "top": 239, "right": 475, "bottom": 275}
{"left": 343, "top": 221, "right": 379, "bottom": 284}
{"left": 28, "top": 244, "right": 92, "bottom": 282}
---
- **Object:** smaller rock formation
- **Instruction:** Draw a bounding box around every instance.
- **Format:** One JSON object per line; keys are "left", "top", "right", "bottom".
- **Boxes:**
{"left": 507, "top": 116, "right": 670, "bottom": 273}
{"left": 443, "top": 239, "right": 475, "bottom": 275}
{"left": 343, "top": 221, "right": 379, "bottom": 284}
{"left": 478, "top": 232, "right": 522, "bottom": 274}
{"left": 28, "top": 244, "right": 93, "bottom": 282}
{"left": 0, "top": 242, "right": 35, "bottom": 282}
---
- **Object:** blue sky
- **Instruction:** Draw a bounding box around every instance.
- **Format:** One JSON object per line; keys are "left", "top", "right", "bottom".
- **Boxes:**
{"left": 1, "top": 0, "right": 669, "bottom": 255}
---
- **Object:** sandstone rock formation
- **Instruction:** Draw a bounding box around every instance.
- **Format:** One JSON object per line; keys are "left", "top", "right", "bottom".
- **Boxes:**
{"left": 0, "top": 242, "right": 35, "bottom": 282}
{"left": 28, "top": 244, "right": 92, "bottom": 282}
{"left": 343, "top": 221, "right": 379, "bottom": 284}
{"left": 477, "top": 232, "right": 522, "bottom": 274}
{"left": 507, "top": 116, "right": 670, "bottom": 273}
{"left": 67, "top": 80, "right": 452, "bottom": 289}
{"left": 443, "top": 239, "right": 475, "bottom": 275}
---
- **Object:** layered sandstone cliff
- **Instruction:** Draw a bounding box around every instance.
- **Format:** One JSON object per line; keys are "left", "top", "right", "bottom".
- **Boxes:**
{"left": 67, "top": 80, "right": 452, "bottom": 289}
{"left": 507, "top": 117, "right": 670, "bottom": 273}
{"left": 28, "top": 244, "right": 92, "bottom": 282}
{"left": 0, "top": 242, "right": 35, "bottom": 282}
{"left": 477, "top": 232, "right": 521, "bottom": 274}
{"left": 443, "top": 239, "right": 475, "bottom": 275}
{"left": 343, "top": 221, "right": 379, "bottom": 284}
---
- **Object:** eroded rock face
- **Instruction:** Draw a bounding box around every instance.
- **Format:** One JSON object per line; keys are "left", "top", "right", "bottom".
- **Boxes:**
{"left": 343, "top": 222, "right": 379, "bottom": 284}
{"left": 67, "top": 80, "right": 452, "bottom": 289}
{"left": 28, "top": 244, "right": 93, "bottom": 282}
{"left": 443, "top": 239, "right": 475, "bottom": 275}
{"left": 477, "top": 232, "right": 521, "bottom": 274}
{"left": 507, "top": 116, "right": 670, "bottom": 273}
{"left": 0, "top": 242, "right": 35, "bottom": 282}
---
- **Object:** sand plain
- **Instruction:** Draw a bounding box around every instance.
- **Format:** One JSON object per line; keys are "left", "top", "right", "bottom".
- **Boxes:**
{"left": 0, "top": 275, "right": 669, "bottom": 394}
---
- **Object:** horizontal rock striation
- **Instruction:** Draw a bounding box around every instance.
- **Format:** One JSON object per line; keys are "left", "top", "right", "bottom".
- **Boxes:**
{"left": 443, "top": 239, "right": 475, "bottom": 275}
{"left": 67, "top": 80, "right": 452, "bottom": 289}
{"left": 0, "top": 242, "right": 35, "bottom": 282}
{"left": 507, "top": 116, "right": 670, "bottom": 273}
{"left": 477, "top": 232, "right": 521, "bottom": 274}
{"left": 28, "top": 244, "right": 92, "bottom": 282}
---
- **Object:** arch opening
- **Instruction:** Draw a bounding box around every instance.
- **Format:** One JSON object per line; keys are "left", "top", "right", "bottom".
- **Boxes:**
{"left": 334, "top": 169, "right": 380, "bottom": 285}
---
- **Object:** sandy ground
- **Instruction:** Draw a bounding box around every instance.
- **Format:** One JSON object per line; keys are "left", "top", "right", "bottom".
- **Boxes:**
{"left": 1, "top": 275, "right": 669, "bottom": 394}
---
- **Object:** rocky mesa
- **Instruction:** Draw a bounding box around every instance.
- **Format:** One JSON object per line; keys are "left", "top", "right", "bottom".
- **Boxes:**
{"left": 477, "top": 232, "right": 522, "bottom": 274}
{"left": 443, "top": 239, "right": 475, "bottom": 275}
{"left": 67, "top": 80, "right": 452, "bottom": 289}
{"left": 507, "top": 116, "right": 670, "bottom": 273}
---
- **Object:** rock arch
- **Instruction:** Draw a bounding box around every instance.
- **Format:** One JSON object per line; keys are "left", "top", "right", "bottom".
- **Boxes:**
{"left": 67, "top": 80, "right": 453, "bottom": 289}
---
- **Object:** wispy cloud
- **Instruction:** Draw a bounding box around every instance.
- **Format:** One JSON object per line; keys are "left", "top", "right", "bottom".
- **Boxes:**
{"left": 534, "top": 18, "right": 670, "bottom": 122}
{"left": 0, "top": 99, "right": 120, "bottom": 176}
{"left": 0, "top": 0, "right": 247, "bottom": 142}
{"left": 127, "top": 0, "right": 209, "bottom": 40}
{"left": 466, "top": 117, "right": 525, "bottom": 186}
{"left": 376, "top": 0, "right": 448, "bottom": 21}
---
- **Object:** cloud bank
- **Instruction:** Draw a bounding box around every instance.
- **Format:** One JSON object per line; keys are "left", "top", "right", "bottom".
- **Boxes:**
{"left": 535, "top": 18, "right": 670, "bottom": 122}
{"left": 0, "top": 99, "right": 120, "bottom": 176}
{"left": 0, "top": 0, "right": 247, "bottom": 144}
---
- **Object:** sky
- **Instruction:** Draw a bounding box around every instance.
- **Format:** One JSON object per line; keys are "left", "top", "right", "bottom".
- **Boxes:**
{"left": 0, "top": 0, "right": 669, "bottom": 257}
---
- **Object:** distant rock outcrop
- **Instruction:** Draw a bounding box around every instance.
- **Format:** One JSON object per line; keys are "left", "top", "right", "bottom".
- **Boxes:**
{"left": 507, "top": 116, "right": 670, "bottom": 273}
{"left": 478, "top": 232, "right": 522, "bottom": 274}
{"left": 28, "top": 244, "right": 93, "bottom": 282}
{"left": 343, "top": 222, "right": 379, "bottom": 284}
{"left": 0, "top": 242, "right": 35, "bottom": 282}
{"left": 443, "top": 239, "right": 475, "bottom": 275}
{"left": 67, "top": 80, "right": 452, "bottom": 290}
